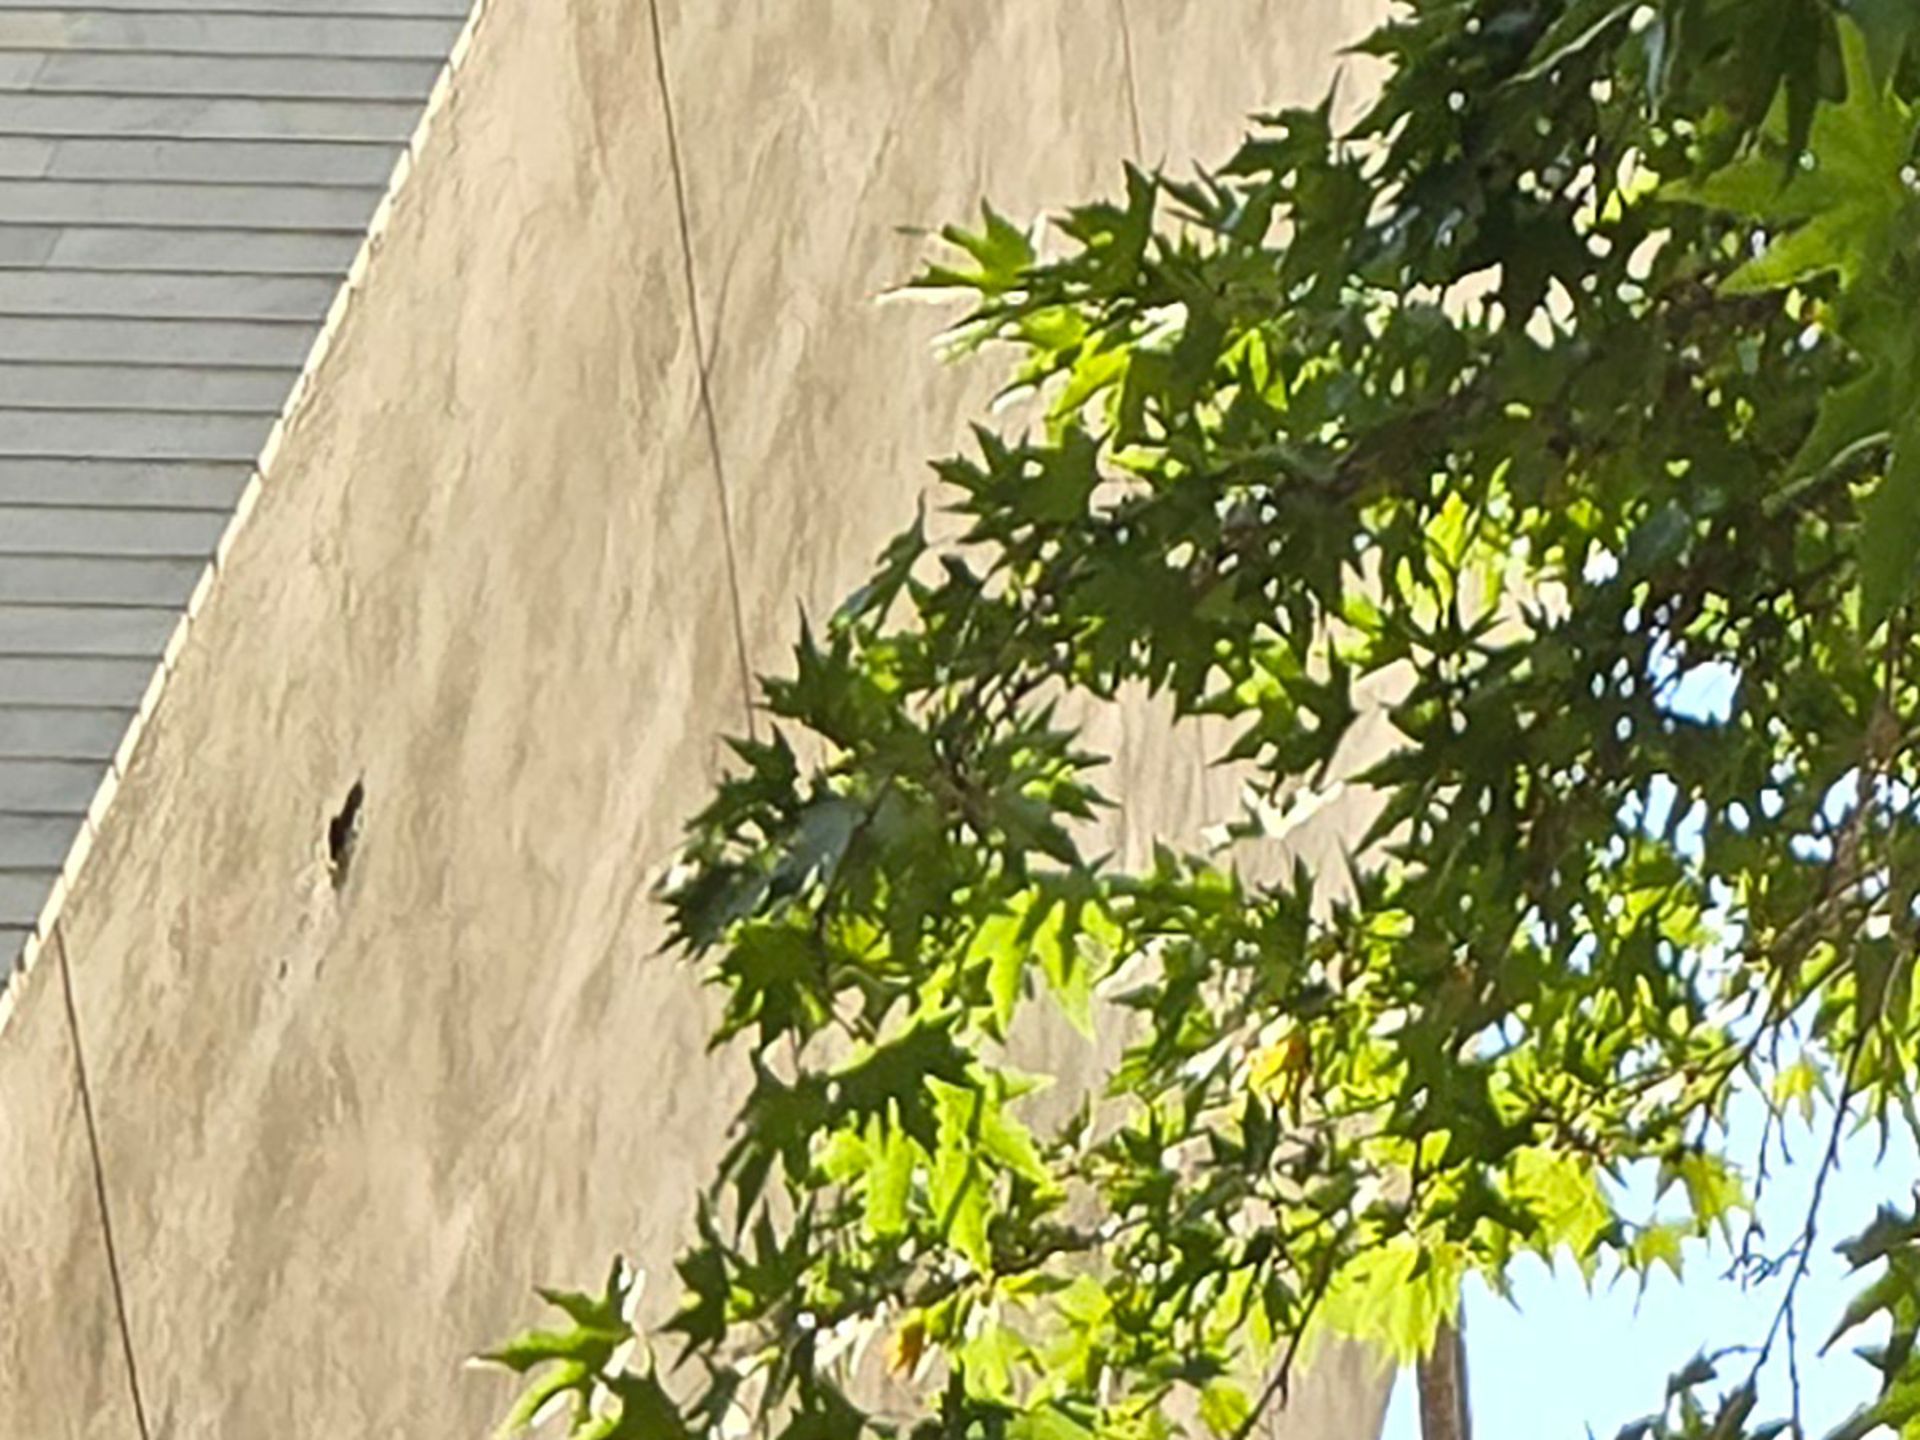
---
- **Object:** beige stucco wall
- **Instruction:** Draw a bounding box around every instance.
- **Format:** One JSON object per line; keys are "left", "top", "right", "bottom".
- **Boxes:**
{"left": 0, "top": 2, "right": 1388, "bottom": 1437}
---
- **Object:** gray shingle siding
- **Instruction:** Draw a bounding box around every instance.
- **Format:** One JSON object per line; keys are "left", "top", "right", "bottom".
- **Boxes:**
{"left": 0, "top": 604, "right": 178, "bottom": 655}
{"left": 0, "top": 0, "right": 468, "bottom": 13}
{"left": 0, "top": 137, "right": 405, "bottom": 185}
{"left": 0, "top": 178, "right": 388, "bottom": 228}
{"left": 0, "top": 12, "right": 464, "bottom": 55}
{"left": 0, "top": 658, "right": 160, "bottom": 707}
{"left": 4, "top": 224, "right": 366, "bottom": 271}
{"left": 0, "top": 458, "right": 251, "bottom": 508}
{"left": 0, "top": 869, "right": 56, "bottom": 924}
{"left": 0, "top": 808, "right": 82, "bottom": 865}
{"left": 0, "top": 92, "right": 426, "bottom": 137}
{"left": 0, "top": 555, "right": 208, "bottom": 607}
{"left": 0, "top": 809, "right": 73, "bottom": 859}
{"left": 0, "top": 710, "right": 131, "bottom": 761}
{"left": 1, "top": 1, "right": 470, "bottom": 965}
{"left": 0, "top": 270, "right": 345, "bottom": 318}
{"left": 0, "top": 316, "right": 323, "bottom": 365}
{"left": 0, "top": 756, "right": 99, "bottom": 810}
{"left": 10, "top": 52, "right": 443, "bottom": 99}
{"left": 0, "top": 362, "right": 299, "bottom": 410}
{"left": 0, "top": 411, "right": 277, "bottom": 458}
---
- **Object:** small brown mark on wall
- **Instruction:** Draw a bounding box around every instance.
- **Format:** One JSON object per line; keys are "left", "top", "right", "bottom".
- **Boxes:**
{"left": 327, "top": 780, "right": 366, "bottom": 891}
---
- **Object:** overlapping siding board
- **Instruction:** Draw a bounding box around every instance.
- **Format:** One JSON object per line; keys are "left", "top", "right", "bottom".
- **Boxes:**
{"left": 0, "top": 0, "right": 472, "bottom": 960}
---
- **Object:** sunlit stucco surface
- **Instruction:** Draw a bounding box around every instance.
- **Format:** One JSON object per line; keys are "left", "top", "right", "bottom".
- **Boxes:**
{"left": 0, "top": 2, "right": 1389, "bottom": 1434}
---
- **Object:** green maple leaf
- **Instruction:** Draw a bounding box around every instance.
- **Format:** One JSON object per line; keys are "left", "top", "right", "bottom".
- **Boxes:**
{"left": 1666, "top": 19, "right": 1919, "bottom": 297}
{"left": 1849, "top": 0, "right": 1920, "bottom": 82}
{"left": 1857, "top": 412, "right": 1920, "bottom": 628}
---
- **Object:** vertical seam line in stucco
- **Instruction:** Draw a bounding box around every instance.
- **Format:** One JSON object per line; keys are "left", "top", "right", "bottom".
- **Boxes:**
{"left": 54, "top": 924, "right": 152, "bottom": 1440}
{"left": 646, "top": 0, "right": 759, "bottom": 741}
{"left": 1114, "top": 0, "right": 1147, "bottom": 157}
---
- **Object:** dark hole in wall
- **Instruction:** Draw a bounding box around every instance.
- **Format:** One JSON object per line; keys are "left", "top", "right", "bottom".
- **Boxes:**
{"left": 327, "top": 781, "right": 365, "bottom": 891}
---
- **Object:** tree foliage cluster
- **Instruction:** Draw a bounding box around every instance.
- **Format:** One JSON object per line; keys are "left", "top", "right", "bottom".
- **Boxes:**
{"left": 489, "top": 3, "right": 1920, "bottom": 1437}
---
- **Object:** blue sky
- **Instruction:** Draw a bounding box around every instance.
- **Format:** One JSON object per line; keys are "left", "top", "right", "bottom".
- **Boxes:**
{"left": 1377, "top": 1102, "right": 1915, "bottom": 1440}
{"left": 1376, "top": 659, "right": 1916, "bottom": 1440}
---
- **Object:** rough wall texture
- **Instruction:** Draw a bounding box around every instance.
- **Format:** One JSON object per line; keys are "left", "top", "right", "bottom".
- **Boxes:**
{"left": 0, "top": 0, "right": 474, "bottom": 970}
{"left": 0, "top": 2, "right": 1389, "bottom": 1436}
{"left": 0, "top": 932, "right": 135, "bottom": 1438}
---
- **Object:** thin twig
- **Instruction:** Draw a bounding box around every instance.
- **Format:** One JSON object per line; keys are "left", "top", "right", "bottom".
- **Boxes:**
{"left": 1785, "top": 1297, "right": 1804, "bottom": 1439}
{"left": 1749, "top": 1030, "right": 1866, "bottom": 1385}
{"left": 1230, "top": 1242, "right": 1343, "bottom": 1440}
